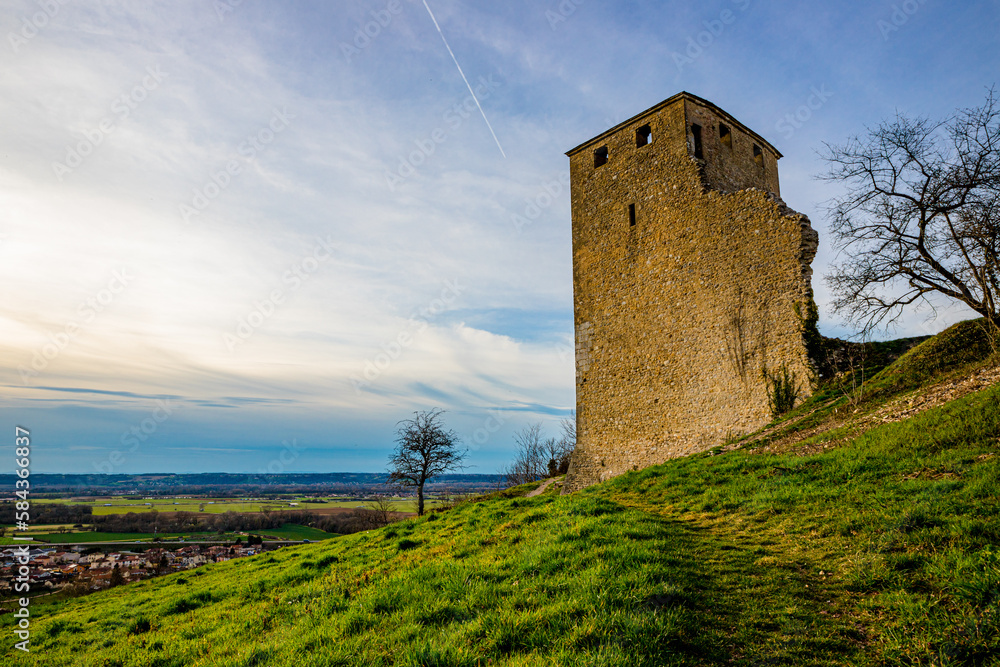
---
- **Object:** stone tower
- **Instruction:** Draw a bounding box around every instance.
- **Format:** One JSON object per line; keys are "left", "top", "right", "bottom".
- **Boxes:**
{"left": 564, "top": 91, "right": 819, "bottom": 492}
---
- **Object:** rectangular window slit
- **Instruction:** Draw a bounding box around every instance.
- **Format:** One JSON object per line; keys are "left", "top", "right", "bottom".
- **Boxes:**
{"left": 594, "top": 145, "right": 608, "bottom": 168}
{"left": 636, "top": 124, "right": 652, "bottom": 147}
{"left": 719, "top": 123, "right": 732, "bottom": 148}
{"left": 753, "top": 144, "right": 763, "bottom": 168}
{"left": 691, "top": 124, "right": 703, "bottom": 159}
{"left": 628, "top": 203, "right": 636, "bottom": 227}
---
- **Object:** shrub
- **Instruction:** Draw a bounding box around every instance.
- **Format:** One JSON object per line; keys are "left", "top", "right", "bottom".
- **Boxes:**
{"left": 765, "top": 365, "right": 800, "bottom": 418}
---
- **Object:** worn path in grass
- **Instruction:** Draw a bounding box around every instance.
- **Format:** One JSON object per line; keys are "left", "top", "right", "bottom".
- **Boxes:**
{"left": 525, "top": 477, "right": 560, "bottom": 497}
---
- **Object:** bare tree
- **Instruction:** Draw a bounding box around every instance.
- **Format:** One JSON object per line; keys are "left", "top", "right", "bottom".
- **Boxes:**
{"left": 387, "top": 409, "right": 467, "bottom": 516}
{"left": 821, "top": 88, "right": 1000, "bottom": 333}
{"left": 369, "top": 495, "right": 395, "bottom": 527}
{"left": 502, "top": 423, "right": 547, "bottom": 487}
{"left": 840, "top": 334, "right": 871, "bottom": 409}
{"left": 503, "top": 420, "right": 576, "bottom": 486}
{"left": 548, "top": 417, "right": 576, "bottom": 476}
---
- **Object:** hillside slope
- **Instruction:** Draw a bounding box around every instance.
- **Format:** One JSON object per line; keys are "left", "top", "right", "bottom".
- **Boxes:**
{"left": 7, "top": 321, "right": 1000, "bottom": 666}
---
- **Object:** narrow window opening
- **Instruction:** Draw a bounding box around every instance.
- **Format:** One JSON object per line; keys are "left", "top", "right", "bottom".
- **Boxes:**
{"left": 628, "top": 203, "right": 636, "bottom": 227}
{"left": 719, "top": 123, "right": 732, "bottom": 148}
{"left": 636, "top": 124, "right": 652, "bottom": 147}
{"left": 594, "top": 145, "right": 608, "bottom": 168}
{"left": 753, "top": 144, "right": 763, "bottom": 168}
{"left": 691, "top": 124, "right": 703, "bottom": 160}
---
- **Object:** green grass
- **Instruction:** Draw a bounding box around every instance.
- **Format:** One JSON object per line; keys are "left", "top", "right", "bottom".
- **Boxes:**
{"left": 734, "top": 318, "right": 1000, "bottom": 450}
{"left": 6, "top": 321, "right": 1000, "bottom": 666}
{"left": 257, "top": 524, "right": 338, "bottom": 541}
{"left": 861, "top": 318, "right": 998, "bottom": 403}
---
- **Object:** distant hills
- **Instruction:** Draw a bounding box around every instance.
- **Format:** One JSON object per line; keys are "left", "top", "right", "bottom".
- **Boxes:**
{"left": 0, "top": 472, "right": 506, "bottom": 496}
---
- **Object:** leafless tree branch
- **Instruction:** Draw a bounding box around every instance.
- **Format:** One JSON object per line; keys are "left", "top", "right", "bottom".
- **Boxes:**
{"left": 820, "top": 87, "right": 1000, "bottom": 334}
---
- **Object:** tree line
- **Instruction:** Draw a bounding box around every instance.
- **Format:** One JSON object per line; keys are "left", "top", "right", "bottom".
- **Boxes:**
{"left": 501, "top": 419, "right": 576, "bottom": 487}
{"left": 0, "top": 501, "right": 92, "bottom": 525}
{"left": 89, "top": 507, "right": 397, "bottom": 536}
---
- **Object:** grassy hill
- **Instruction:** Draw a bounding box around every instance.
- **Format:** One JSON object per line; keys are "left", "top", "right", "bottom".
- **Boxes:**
{"left": 8, "top": 320, "right": 1000, "bottom": 666}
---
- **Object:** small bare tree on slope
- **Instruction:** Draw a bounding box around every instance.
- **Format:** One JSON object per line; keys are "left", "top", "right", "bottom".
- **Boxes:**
{"left": 387, "top": 409, "right": 467, "bottom": 516}
{"left": 822, "top": 87, "right": 1000, "bottom": 334}
{"left": 503, "top": 419, "right": 575, "bottom": 487}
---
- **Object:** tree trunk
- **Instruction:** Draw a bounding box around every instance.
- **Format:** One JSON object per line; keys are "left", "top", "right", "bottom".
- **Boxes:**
{"left": 417, "top": 483, "right": 425, "bottom": 516}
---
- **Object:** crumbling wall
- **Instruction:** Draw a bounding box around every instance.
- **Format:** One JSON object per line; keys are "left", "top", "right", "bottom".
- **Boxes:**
{"left": 564, "top": 94, "right": 818, "bottom": 492}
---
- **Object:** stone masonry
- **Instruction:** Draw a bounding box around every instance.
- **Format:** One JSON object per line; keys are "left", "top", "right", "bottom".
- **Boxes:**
{"left": 563, "top": 92, "right": 819, "bottom": 492}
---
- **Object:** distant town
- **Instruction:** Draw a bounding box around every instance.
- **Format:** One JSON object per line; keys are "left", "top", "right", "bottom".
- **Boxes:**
{"left": 0, "top": 473, "right": 510, "bottom": 607}
{"left": 1, "top": 536, "right": 287, "bottom": 596}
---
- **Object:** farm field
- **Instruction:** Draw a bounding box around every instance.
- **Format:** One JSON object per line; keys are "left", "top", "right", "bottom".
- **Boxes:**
{"left": 29, "top": 496, "right": 447, "bottom": 515}
{"left": 0, "top": 524, "right": 337, "bottom": 545}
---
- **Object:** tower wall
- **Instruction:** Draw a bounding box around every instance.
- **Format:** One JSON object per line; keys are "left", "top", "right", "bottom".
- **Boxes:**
{"left": 564, "top": 92, "right": 818, "bottom": 492}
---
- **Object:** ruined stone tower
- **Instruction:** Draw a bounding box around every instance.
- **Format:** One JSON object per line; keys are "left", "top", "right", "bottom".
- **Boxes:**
{"left": 564, "top": 91, "right": 819, "bottom": 492}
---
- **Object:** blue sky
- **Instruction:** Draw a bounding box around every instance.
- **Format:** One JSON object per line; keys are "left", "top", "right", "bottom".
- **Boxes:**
{"left": 1, "top": 0, "right": 998, "bottom": 474}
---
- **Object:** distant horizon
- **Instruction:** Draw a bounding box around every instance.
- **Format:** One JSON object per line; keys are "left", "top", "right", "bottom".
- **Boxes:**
{"left": 0, "top": 471, "right": 504, "bottom": 477}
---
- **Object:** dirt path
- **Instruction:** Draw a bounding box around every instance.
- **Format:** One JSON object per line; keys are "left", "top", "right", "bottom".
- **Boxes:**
{"left": 734, "top": 363, "right": 1000, "bottom": 456}
{"left": 527, "top": 478, "right": 559, "bottom": 497}
{"left": 864, "top": 364, "right": 1000, "bottom": 426}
